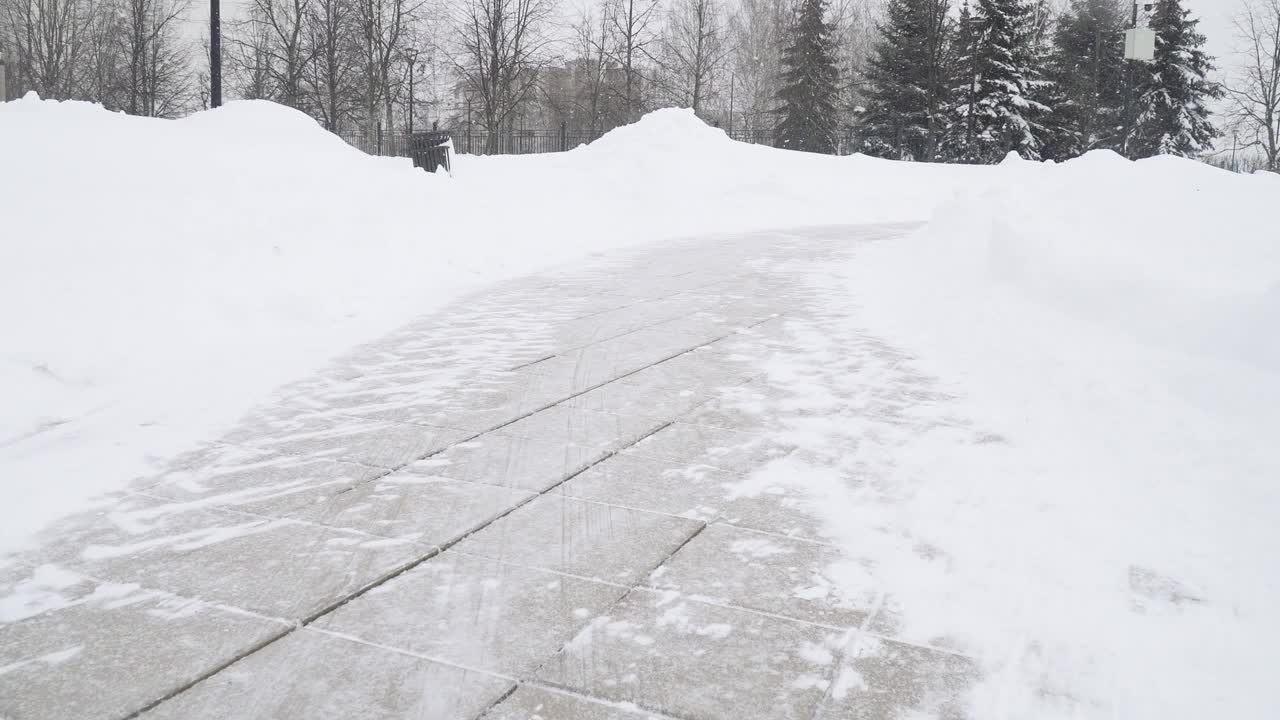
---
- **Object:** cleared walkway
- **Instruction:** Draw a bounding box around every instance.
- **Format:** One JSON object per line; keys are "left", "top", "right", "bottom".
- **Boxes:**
{"left": 0, "top": 224, "right": 979, "bottom": 720}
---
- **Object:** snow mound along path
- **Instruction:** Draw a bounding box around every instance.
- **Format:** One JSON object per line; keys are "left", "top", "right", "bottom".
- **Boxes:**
{"left": 847, "top": 149, "right": 1280, "bottom": 719}
{"left": 581, "top": 107, "right": 732, "bottom": 155}
{"left": 919, "top": 149, "right": 1280, "bottom": 369}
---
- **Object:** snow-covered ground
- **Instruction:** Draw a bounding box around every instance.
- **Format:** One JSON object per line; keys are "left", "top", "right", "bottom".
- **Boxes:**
{"left": 0, "top": 96, "right": 981, "bottom": 555}
{"left": 3, "top": 95, "right": 1278, "bottom": 719}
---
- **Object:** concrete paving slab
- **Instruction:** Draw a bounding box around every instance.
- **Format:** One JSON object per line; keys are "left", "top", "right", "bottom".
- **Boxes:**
{"left": 676, "top": 379, "right": 794, "bottom": 432}
{"left": 647, "top": 523, "right": 875, "bottom": 628}
{"left": 500, "top": 406, "right": 668, "bottom": 451}
{"left": 482, "top": 685, "right": 676, "bottom": 720}
{"left": 294, "top": 472, "right": 534, "bottom": 544}
{"left": 536, "top": 589, "right": 846, "bottom": 720}
{"left": 717, "top": 486, "right": 832, "bottom": 543}
{"left": 453, "top": 495, "right": 703, "bottom": 584}
{"left": 35, "top": 496, "right": 427, "bottom": 621}
{"left": 818, "top": 635, "right": 980, "bottom": 720}
{"left": 0, "top": 564, "right": 288, "bottom": 720}
{"left": 227, "top": 416, "right": 469, "bottom": 469}
{"left": 138, "top": 628, "right": 513, "bottom": 720}
{"left": 315, "top": 551, "right": 628, "bottom": 676}
{"left": 612, "top": 346, "right": 758, "bottom": 397}
{"left": 137, "top": 443, "right": 385, "bottom": 517}
{"left": 556, "top": 453, "right": 732, "bottom": 521}
{"left": 402, "top": 431, "right": 611, "bottom": 492}
{"left": 626, "top": 422, "right": 796, "bottom": 475}
{"left": 350, "top": 373, "right": 577, "bottom": 431}
{"left": 555, "top": 379, "right": 709, "bottom": 419}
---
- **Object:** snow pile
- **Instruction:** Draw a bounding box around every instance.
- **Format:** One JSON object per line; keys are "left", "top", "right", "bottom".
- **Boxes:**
{"left": 845, "top": 151, "right": 1280, "bottom": 718}
{"left": 0, "top": 99, "right": 986, "bottom": 554}
{"left": 454, "top": 108, "right": 983, "bottom": 249}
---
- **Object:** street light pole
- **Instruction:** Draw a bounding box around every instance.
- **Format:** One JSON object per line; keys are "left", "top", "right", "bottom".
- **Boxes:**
{"left": 210, "top": 0, "right": 222, "bottom": 108}
{"left": 728, "top": 73, "right": 734, "bottom": 135}
{"left": 0, "top": 49, "right": 8, "bottom": 103}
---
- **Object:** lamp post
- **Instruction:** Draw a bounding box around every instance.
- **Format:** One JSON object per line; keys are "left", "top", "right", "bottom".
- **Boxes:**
{"left": 0, "top": 48, "right": 8, "bottom": 102}
{"left": 210, "top": 0, "right": 222, "bottom": 107}
{"left": 728, "top": 72, "right": 735, "bottom": 135}
{"left": 405, "top": 50, "right": 422, "bottom": 133}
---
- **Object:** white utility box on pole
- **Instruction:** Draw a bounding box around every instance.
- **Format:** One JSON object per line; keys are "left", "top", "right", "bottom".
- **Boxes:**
{"left": 1124, "top": 28, "right": 1156, "bottom": 61}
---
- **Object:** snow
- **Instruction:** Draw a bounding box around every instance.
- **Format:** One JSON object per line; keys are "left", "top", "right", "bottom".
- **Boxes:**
{"left": 827, "top": 149, "right": 1280, "bottom": 718}
{"left": 5, "top": 93, "right": 1278, "bottom": 718}
{"left": 0, "top": 97, "right": 983, "bottom": 556}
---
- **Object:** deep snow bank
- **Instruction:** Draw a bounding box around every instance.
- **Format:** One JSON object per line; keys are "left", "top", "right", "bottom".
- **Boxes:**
{"left": 0, "top": 99, "right": 985, "bottom": 554}
{"left": 846, "top": 151, "right": 1280, "bottom": 718}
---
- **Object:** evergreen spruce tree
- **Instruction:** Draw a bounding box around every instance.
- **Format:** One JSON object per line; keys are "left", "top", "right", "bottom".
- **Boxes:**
{"left": 1128, "top": 0, "right": 1221, "bottom": 157}
{"left": 774, "top": 0, "right": 842, "bottom": 153}
{"left": 1042, "top": 0, "right": 1129, "bottom": 159}
{"left": 956, "top": 0, "right": 1050, "bottom": 160}
{"left": 941, "top": 0, "right": 982, "bottom": 161}
{"left": 862, "top": 0, "right": 954, "bottom": 160}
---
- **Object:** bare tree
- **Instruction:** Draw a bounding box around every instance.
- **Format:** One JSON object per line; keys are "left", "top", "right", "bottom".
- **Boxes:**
{"left": 79, "top": 0, "right": 128, "bottom": 107}
{"left": 605, "top": 0, "right": 658, "bottom": 120}
{"left": 728, "top": 0, "right": 789, "bottom": 135}
{"left": 0, "top": 0, "right": 92, "bottom": 98}
{"left": 450, "top": 0, "right": 556, "bottom": 149}
{"left": 828, "top": 0, "right": 874, "bottom": 120}
{"left": 116, "top": 0, "right": 193, "bottom": 116}
{"left": 235, "top": 0, "right": 313, "bottom": 106}
{"left": 227, "top": 8, "right": 277, "bottom": 99}
{"left": 658, "top": 0, "right": 728, "bottom": 115}
{"left": 1227, "top": 0, "right": 1280, "bottom": 171}
{"left": 303, "top": 0, "right": 358, "bottom": 129}
{"left": 356, "top": 0, "right": 418, "bottom": 146}
{"left": 571, "top": 6, "right": 613, "bottom": 134}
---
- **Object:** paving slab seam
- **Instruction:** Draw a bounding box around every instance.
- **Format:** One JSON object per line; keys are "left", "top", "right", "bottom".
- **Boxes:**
{"left": 496, "top": 681, "right": 693, "bottom": 720}
{"left": 627, "top": 585, "right": 849, "bottom": 635}
{"left": 118, "top": 624, "right": 297, "bottom": 720}
{"left": 522, "top": 679, "right": 706, "bottom": 720}
{"left": 510, "top": 492, "right": 715, "bottom": 524}
{"left": 810, "top": 593, "right": 891, "bottom": 720}
{"left": 446, "top": 550, "right": 633, "bottom": 590}
{"left": 550, "top": 492, "right": 718, "bottom": 524}
{"left": 308, "top": 626, "right": 520, "bottom": 683}
{"left": 506, "top": 353, "right": 557, "bottom": 371}
{"left": 10, "top": 558, "right": 299, "bottom": 633}
{"left": 534, "top": 312, "right": 716, "bottom": 359}
{"left": 123, "top": 489, "right": 439, "bottom": 549}
{"left": 704, "top": 519, "right": 841, "bottom": 550}
{"left": 469, "top": 684, "right": 521, "bottom": 720}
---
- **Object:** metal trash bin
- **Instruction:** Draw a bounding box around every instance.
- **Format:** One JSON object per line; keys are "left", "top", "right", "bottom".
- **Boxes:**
{"left": 409, "top": 131, "right": 452, "bottom": 174}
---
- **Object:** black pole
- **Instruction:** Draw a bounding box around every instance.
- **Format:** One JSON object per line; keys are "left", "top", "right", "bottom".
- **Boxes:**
{"left": 210, "top": 0, "right": 222, "bottom": 108}
{"left": 408, "top": 63, "right": 415, "bottom": 134}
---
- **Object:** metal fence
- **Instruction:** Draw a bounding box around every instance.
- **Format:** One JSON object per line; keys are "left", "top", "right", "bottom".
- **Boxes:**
{"left": 337, "top": 127, "right": 597, "bottom": 158}
{"left": 338, "top": 131, "right": 413, "bottom": 157}
{"left": 336, "top": 125, "right": 861, "bottom": 158}
{"left": 451, "top": 129, "right": 597, "bottom": 155}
